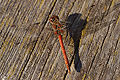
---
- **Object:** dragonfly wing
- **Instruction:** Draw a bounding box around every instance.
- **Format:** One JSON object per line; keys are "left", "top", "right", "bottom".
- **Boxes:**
{"left": 45, "top": 27, "right": 54, "bottom": 32}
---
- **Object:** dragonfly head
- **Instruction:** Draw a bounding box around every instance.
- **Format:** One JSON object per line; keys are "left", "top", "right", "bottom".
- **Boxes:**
{"left": 49, "top": 15, "right": 59, "bottom": 25}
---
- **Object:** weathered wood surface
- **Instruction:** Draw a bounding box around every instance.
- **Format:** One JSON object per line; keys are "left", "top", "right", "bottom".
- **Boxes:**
{"left": 0, "top": 0, "right": 120, "bottom": 80}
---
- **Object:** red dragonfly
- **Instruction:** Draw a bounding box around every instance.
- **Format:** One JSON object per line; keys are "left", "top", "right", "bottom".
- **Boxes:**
{"left": 49, "top": 15, "right": 70, "bottom": 73}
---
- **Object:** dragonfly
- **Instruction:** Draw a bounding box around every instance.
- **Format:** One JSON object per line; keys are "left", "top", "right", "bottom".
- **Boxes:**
{"left": 10, "top": 15, "right": 71, "bottom": 73}
{"left": 49, "top": 15, "right": 70, "bottom": 73}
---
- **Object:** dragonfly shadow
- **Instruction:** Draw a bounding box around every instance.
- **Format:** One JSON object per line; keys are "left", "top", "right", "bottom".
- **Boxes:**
{"left": 66, "top": 13, "right": 87, "bottom": 72}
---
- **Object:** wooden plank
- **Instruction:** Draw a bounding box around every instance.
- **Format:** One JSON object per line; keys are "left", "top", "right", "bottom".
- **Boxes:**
{"left": 0, "top": 0, "right": 120, "bottom": 80}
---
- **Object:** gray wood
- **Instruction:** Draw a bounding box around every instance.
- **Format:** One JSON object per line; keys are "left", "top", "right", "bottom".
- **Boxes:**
{"left": 0, "top": 0, "right": 120, "bottom": 80}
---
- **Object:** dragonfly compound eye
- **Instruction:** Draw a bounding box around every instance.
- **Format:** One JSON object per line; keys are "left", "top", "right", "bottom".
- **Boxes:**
{"left": 49, "top": 15, "right": 59, "bottom": 23}
{"left": 51, "top": 18, "right": 55, "bottom": 22}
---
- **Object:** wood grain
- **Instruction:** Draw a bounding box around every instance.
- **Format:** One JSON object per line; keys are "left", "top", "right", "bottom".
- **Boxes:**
{"left": 0, "top": 0, "right": 120, "bottom": 80}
